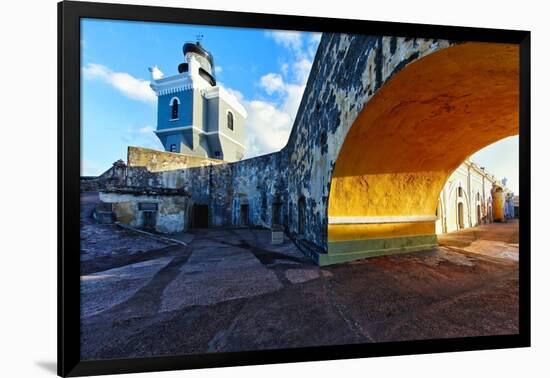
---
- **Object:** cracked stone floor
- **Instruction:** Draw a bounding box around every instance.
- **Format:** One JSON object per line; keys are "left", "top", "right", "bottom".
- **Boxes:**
{"left": 80, "top": 195, "right": 519, "bottom": 360}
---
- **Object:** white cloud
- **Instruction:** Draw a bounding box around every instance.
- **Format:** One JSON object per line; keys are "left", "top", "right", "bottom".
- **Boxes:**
{"left": 293, "top": 58, "right": 314, "bottom": 85}
{"left": 220, "top": 85, "right": 244, "bottom": 102}
{"left": 244, "top": 100, "right": 293, "bottom": 157}
{"left": 281, "top": 63, "right": 289, "bottom": 77}
{"left": 83, "top": 63, "right": 156, "bottom": 104}
{"left": 267, "top": 31, "right": 322, "bottom": 61}
{"left": 218, "top": 82, "right": 291, "bottom": 157}
{"left": 259, "top": 73, "right": 286, "bottom": 95}
{"left": 240, "top": 74, "right": 305, "bottom": 157}
{"left": 281, "top": 83, "right": 306, "bottom": 119}
{"left": 238, "top": 69, "right": 308, "bottom": 157}
{"left": 227, "top": 31, "right": 322, "bottom": 158}
{"left": 218, "top": 83, "right": 244, "bottom": 103}
{"left": 122, "top": 125, "right": 163, "bottom": 151}
{"left": 264, "top": 31, "right": 317, "bottom": 87}
{"left": 215, "top": 66, "right": 223, "bottom": 74}
{"left": 267, "top": 31, "right": 304, "bottom": 53}
{"left": 138, "top": 125, "right": 155, "bottom": 134}
{"left": 308, "top": 34, "right": 322, "bottom": 55}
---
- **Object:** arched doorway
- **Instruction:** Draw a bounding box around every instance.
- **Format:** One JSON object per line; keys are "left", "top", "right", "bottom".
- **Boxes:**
{"left": 326, "top": 42, "right": 519, "bottom": 263}
{"left": 457, "top": 202, "right": 465, "bottom": 229}
{"left": 477, "top": 204, "right": 481, "bottom": 225}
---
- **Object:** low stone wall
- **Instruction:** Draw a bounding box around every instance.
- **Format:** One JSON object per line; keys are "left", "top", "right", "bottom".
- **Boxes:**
{"left": 127, "top": 146, "right": 223, "bottom": 172}
{"left": 81, "top": 160, "right": 127, "bottom": 192}
{"left": 116, "top": 151, "right": 287, "bottom": 231}
{"left": 100, "top": 190, "right": 190, "bottom": 234}
{"left": 80, "top": 167, "right": 115, "bottom": 192}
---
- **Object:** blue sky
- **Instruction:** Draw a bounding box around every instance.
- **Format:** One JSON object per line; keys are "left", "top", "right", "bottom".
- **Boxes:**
{"left": 81, "top": 18, "right": 321, "bottom": 176}
{"left": 81, "top": 19, "right": 519, "bottom": 193}
{"left": 471, "top": 136, "right": 519, "bottom": 193}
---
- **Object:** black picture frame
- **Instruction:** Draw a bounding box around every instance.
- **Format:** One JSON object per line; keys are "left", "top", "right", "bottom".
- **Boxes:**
{"left": 58, "top": 1, "right": 531, "bottom": 376}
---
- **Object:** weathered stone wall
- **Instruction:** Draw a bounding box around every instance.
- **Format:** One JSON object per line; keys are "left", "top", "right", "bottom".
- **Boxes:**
{"left": 115, "top": 152, "right": 286, "bottom": 229}
{"left": 229, "top": 152, "right": 288, "bottom": 229}
{"left": 128, "top": 146, "right": 223, "bottom": 172}
{"left": 108, "top": 34, "right": 456, "bottom": 261}
{"left": 100, "top": 191, "right": 190, "bottom": 233}
{"left": 281, "top": 34, "right": 452, "bottom": 257}
{"left": 81, "top": 160, "right": 127, "bottom": 192}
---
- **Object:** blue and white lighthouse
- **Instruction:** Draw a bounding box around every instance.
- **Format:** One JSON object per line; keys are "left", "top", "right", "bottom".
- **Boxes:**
{"left": 149, "top": 40, "right": 247, "bottom": 162}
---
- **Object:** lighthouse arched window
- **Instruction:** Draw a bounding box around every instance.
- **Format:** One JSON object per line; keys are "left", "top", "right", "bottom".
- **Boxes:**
{"left": 227, "top": 110, "right": 234, "bottom": 131}
{"left": 170, "top": 97, "right": 180, "bottom": 120}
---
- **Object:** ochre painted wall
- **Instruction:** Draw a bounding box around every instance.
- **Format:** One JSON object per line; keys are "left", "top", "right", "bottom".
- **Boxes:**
{"left": 328, "top": 221, "right": 435, "bottom": 242}
{"left": 493, "top": 189, "right": 506, "bottom": 222}
{"left": 328, "top": 42, "right": 519, "bottom": 246}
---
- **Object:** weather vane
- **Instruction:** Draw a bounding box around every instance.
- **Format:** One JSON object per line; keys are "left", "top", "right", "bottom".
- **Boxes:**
{"left": 196, "top": 34, "right": 204, "bottom": 44}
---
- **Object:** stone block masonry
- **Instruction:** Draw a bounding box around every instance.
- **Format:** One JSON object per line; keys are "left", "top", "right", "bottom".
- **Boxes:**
{"left": 128, "top": 146, "right": 223, "bottom": 172}
{"left": 97, "top": 33, "right": 519, "bottom": 265}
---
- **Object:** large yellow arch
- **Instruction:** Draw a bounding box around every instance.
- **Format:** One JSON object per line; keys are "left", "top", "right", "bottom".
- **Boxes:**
{"left": 326, "top": 42, "right": 519, "bottom": 263}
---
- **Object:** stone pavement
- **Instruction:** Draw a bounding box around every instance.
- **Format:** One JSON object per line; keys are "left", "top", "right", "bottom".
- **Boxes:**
{"left": 438, "top": 220, "right": 519, "bottom": 261}
{"left": 80, "top": 222, "right": 519, "bottom": 360}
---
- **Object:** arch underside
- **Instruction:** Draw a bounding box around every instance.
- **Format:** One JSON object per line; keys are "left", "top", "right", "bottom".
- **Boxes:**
{"left": 324, "top": 42, "right": 519, "bottom": 265}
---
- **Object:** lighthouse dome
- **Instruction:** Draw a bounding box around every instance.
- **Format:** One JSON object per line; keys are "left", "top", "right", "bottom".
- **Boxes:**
{"left": 183, "top": 41, "right": 215, "bottom": 76}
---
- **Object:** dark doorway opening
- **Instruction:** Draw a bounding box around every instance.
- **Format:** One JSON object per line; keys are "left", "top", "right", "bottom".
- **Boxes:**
{"left": 272, "top": 202, "right": 282, "bottom": 225}
{"left": 142, "top": 211, "right": 157, "bottom": 230}
{"left": 240, "top": 204, "right": 249, "bottom": 226}
{"left": 192, "top": 204, "right": 209, "bottom": 228}
{"left": 458, "top": 202, "right": 464, "bottom": 229}
{"left": 139, "top": 202, "right": 158, "bottom": 230}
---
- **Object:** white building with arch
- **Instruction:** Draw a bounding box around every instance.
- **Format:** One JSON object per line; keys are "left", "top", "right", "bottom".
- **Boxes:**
{"left": 435, "top": 159, "right": 515, "bottom": 234}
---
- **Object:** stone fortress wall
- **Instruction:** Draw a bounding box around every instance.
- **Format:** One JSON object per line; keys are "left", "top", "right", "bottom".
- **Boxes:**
{"left": 94, "top": 33, "right": 519, "bottom": 265}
